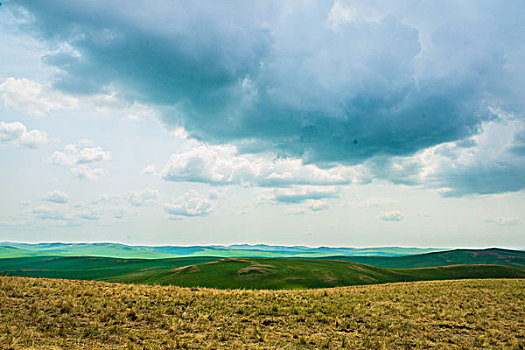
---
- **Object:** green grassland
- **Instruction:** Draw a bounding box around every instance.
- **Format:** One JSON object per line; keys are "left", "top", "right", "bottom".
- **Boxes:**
{"left": 0, "top": 277, "right": 523, "bottom": 349}
{"left": 0, "top": 256, "right": 222, "bottom": 281}
{"left": 1, "top": 255, "right": 523, "bottom": 290}
{"left": 111, "top": 258, "right": 525, "bottom": 289}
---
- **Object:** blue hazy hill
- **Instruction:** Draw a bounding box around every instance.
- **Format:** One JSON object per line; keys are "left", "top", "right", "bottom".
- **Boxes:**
{"left": 0, "top": 242, "right": 442, "bottom": 259}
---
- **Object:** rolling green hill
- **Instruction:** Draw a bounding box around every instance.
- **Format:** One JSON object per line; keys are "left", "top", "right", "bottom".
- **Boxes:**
{"left": 313, "top": 248, "right": 525, "bottom": 268}
{"left": 121, "top": 258, "right": 525, "bottom": 289}
{"left": 0, "top": 256, "right": 222, "bottom": 281}
{"left": 0, "top": 255, "right": 523, "bottom": 289}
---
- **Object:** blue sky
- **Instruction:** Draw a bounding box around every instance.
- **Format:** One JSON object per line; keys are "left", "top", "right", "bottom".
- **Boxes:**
{"left": 0, "top": 0, "right": 524, "bottom": 247}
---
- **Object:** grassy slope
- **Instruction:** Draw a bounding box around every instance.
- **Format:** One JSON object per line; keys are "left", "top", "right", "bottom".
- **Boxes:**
{"left": 0, "top": 277, "right": 523, "bottom": 349}
{"left": 0, "top": 256, "right": 222, "bottom": 281}
{"left": 314, "top": 248, "right": 525, "bottom": 268}
{"left": 129, "top": 258, "right": 525, "bottom": 289}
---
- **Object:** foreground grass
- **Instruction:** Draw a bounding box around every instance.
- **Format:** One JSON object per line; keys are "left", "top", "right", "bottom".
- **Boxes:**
{"left": 0, "top": 277, "right": 523, "bottom": 349}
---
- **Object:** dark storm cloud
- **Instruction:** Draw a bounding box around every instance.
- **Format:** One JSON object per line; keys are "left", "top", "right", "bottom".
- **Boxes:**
{"left": 8, "top": 0, "right": 525, "bottom": 194}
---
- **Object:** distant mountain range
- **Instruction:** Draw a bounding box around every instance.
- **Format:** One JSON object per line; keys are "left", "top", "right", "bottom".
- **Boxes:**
{"left": 0, "top": 242, "right": 444, "bottom": 259}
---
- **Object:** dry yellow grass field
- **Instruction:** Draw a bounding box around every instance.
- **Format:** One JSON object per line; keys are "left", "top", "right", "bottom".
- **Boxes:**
{"left": 0, "top": 277, "right": 523, "bottom": 349}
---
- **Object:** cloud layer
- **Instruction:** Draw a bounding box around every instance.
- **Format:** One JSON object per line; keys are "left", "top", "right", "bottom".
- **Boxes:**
{"left": 14, "top": 1, "right": 525, "bottom": 160}
{"left": 8, "top": 0, "right": 525, "bottom": 196}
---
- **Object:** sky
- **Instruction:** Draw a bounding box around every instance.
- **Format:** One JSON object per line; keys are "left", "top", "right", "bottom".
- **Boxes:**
{"left": 0, "top": 0, "right": 524, "bottom": 248}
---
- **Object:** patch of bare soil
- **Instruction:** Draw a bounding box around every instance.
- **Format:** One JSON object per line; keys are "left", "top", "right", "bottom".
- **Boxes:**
{"left": 347, "top": 265, "right": 367, "bottom": 272}
{"left": 237, "top": 267, "right": 272, "bottom": 275}
{"left": 221, "top": 258, "right": 251, "bottom": 263}
{"left": 358, "top": 275, "right": 377, "bottom": 283}
{"left": 250, "top": 263, "right": 276, "bottom": 269}
{"left": 187, "top": 265, "right": 200, "bottom": 273}
{"left": 171, "top": 265, "right": 200, "bottom": 274}
{"left": 237, "top": 261, "right": 276, "bottom": 275}
{"left": 322, "top": 274, "right": 337, "bottom": 283}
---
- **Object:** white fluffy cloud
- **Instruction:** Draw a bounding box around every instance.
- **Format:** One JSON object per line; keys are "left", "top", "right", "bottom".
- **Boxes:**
{"left": 70, "top": 165, "right": 107, "bottom": 181}
{"left": 484, "top": 217, "right": 520, "bottom": 226}
{"left": 44, "top": 190, "right": 69, "bottom": 204}
{"left": 265, "top": 185, "right": 340, "bottom": 204}
{"left": 347, "top": 197, "right": 399, "bottom": 209}
{"left": 0, "top": 77, "right": 78, "bottom": 116}
{"left": 50, "top": 142, "right": 111, "bottom": 166}
{"left": 0, "top": 121, "right": 47, "bottom": 148}
{"left": 379, "top": 210, "right": 404, "bottom": 222}
{"left": 285, "top": 208, "right": 307, "bottom": 216}
{"left": 31, "top": 205, "right": 67, "bottom": 221}
{"left": 31, "top": 192, "right": 139, "bottom": 223}
{"left": 0, "top": 77, "right": 157, "bottom": 120}
{"left": 283, "top": 199, "right": 329, "bottom": 215}
{"left": 307, "top": 200, "right": 329, "bottom": 212}
{"left": 141, "top": 164, "right": 157, "bottom": 175}
{"left": 70, "top": 202, "right": 101, "bottom": 221}
{"left": 129, "top": 189, "right": 159, "bottom": 207}
{"left": 50, "top": 141, "right": 111, "bottom": 180}
{"left": 161, "top": 142, "right": 350, "bottom": 187}
{"left": 163, "top": 190, "right": 217, "bottom": 219}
